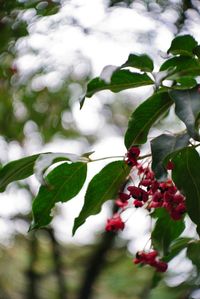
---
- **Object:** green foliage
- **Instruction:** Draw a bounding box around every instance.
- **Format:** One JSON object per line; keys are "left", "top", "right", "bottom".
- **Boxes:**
{"left": 124, "top": 92, "right": 173, "bottom": 148}
{"left": 31, "top": 162, "right": 87, "bottom": 230}
{"left": 0, "top": 154, "right": 40, "bottom": 192}
{"left": 169, "top": 87, "right": 200, "bottom": 141}
{"left": 187, "top": 242, "right": 200, "bottom": 271}
{"left": 172, "top": 147, "right": 200, "bottom": 236}
{"left": 151, "top": 133, "right": 190, "bottom": 180}
{"left": 80, "top": 70, "right": 153, "bottom": 107}
{"left": 73, "top": 161, "right": 130, "bottom": 234}
{"left": 121, "top": 54, "right": 154, "bottom": 72}
{"left": 167, "top": 35, "right": 198, "bottom": 56}
{"left": 152, "top": 209, "right": 185, "bottom": 256}
{"left": 164, "top": 237, "right": 193, "bottom": 262}
{"left": 34, "top": 152, "right": 89, "bottom": 184}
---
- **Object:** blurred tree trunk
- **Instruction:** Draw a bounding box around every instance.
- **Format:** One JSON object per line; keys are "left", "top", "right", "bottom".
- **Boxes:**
{"left": 47, "top": 228, "right": 68, "bottom": 299}
{"left": 77, "top": 230, "right": 116, "bottom": 299}
{"left": 26, "top": 235, "right": 40, "bottom": 299}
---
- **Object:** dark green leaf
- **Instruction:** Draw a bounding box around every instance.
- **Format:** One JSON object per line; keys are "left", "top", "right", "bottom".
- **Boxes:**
{"left": 150, "top": 272, "right": 162, "bottom": 289}
{"left": 124, "top": 92, "right": 173, "bottom": 149}
{"left": 193, "top": 45, "right": 200, "bottom": 58}
{"left": 164, "top": 237, "right": 192, "bottom": 262}
{"left": 187, "top": 242, "right": 200, "bottom": 271}
{"left": 169, "top": 87, "right": 200, "bottom": 141}
{"left": 34, "top": 152, "right": 89, "bottom": 184}
{"left": 0, "top": 154, "right": 40, "bottom": 192}
{"left": 121, "top": 54, "right": 154, "bottom": 72}
{"left": 86, "top": 70, "right": 154, "bottom": 98}
{"left": 160, "top": 56, "right": 200, "bottom": 83}
{"left": 168, "top": 35, "right": 198, "bottom": 56}
{"left": 73, "top": 161, "right": 130, "bottom": 235}
{"left": 160, "top": 56, "right": 199, "bottom": 72}
{"left": 172, "top": 147, "right": 200, "bottom": 236}
{"left": 30, "top": 162, "right": 87, "bottom": 230}
{"left": 174, "top": 77, "right": 197, "bottom": 90}
{"left": 152, "top": 209, "right": 185, "bottom": 256}
{"left": 151, "top": 133, "right": 190, "bottom": 180}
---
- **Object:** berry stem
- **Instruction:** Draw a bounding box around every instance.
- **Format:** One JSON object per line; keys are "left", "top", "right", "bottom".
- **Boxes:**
{"left": 89, "top": 155, "right": 124, "bottom": 162}
{"left": 89, "top": 153, "right": 152, "bottom": 163}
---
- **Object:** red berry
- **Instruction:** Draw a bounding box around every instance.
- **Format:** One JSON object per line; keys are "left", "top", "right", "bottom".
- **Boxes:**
{"left": 119, "top": 192, "right": 130, "bottom": 201}
{"left": 155, "top": 261, "right": 168, "bottom": 272}
{"left": 105, "top": 213, "right": 125, "bottom": 232}
{"left": 166, "top": 160, "right": 174, "bottom": 170}
{"left": 133, "top": 200, "right": 143, "bottom": 207}
{"left": 127, "top": 186, "right": 142, "bottom": 198}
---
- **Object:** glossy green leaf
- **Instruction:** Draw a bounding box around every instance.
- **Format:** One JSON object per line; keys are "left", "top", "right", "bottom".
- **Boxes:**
{"left": 124, "top": 92, "right": 173, "bottom": 149}
{"left": 73, "top": 161, "right": 130, "bottom": 235}
{"left": 172, "top": 147, "right": 200, "bottom": 236}
{"left": 80, "top": 70, "right": 154, "bottom": 107}
{"left": 169, "top": 87, "right": 200, "bottom": 141}
{"left": 121, "top": 54, "right": 154, "bottom": 72}
{"left": 187, "top": 242, "right": 200, "bottom": 271}
{"left": 152, "top": 209, "right": 185, "bottom": 256}
{"left": 168, "top": 35, "right": 198, "bottom": 56}
{"left": 0, "top": 154, "right": 40, "bottom": 192}
{"left": 30, "top": 162, "right": 87, "bottom": 230}
{"left": 151, "top": 133, "right": 190, "bottom": 180}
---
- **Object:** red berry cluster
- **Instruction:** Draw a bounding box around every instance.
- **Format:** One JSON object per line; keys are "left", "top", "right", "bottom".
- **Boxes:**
{"left": 105, "top": 147, "right": 186, "bottom": 272}
{"left": 124, "top": 147, "right": 186, "bottom": 220}
{"left": 125, "top": 146, "right": 140, "bottom": 166}
{"left": 133, "top": 250, "right": 168, "bottom": 272}
{"left": 105, "top": 213, "right": 125, "bottom": 232}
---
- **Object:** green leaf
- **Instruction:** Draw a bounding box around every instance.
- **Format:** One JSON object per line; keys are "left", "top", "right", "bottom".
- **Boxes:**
{"left": 160, "top": 56, "right": 199, "bottom": 72}
{"left": 73, "top": 161, "right": 130, "bottom": 235}
{"left": 0, "top": 154, "right": 40, "bottom": 192}
{"left": 172, "top": 147, "right": 200, "bottom": 236}
{"left": 30, "top": 162, "right": 87, "bottom": 230}
{"left": 164, "top": 237, "right": 192, "bottom": 262}
{"left": 152, "top": 209, "right": 185, "bottom": 256}
{"left": 193, "top": 45, "right": 200, "bottom": 58}
{"left": 187, "top": 242, "right": 200, "bottom": 271}
{"left": 169, "top": 87, "right": 200, "bottom": 141}
{"left": 121, "top": 54, "right": 154, "bottom": 72}
{"left": 174, "top": 77, "right": 197, "bottom": 90}
{"left": 86, "top": 70, "right": 154, "bottom": 98}
{"left": 124, "top": 92, "right": 173, "bottom": 149}
{"left": 34, "top": 152, "right": 89, "bottom": 184}
{"left": 160, "top": 56, "right": 200, "bottom": 83}
{"left": 168, "top": 35, "right": 198, "bottom": 56}
{"left": 151, "top": 133, "right": 190, "bottom": 180}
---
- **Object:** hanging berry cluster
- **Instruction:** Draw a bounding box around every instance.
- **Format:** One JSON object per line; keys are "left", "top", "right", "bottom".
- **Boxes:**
{"left": 105, "top": 146, "right": 186, "bottom": 273}
{"left": 134, "top": 250, "right": 168, "bottom": 272}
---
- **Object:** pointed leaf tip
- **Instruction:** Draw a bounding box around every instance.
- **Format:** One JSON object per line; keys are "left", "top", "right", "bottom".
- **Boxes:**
{"left": 73, "top": 161, "right": 130, "bottom": 235}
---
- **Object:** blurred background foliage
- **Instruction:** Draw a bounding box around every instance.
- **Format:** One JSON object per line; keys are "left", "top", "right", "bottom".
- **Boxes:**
{"left": 0, "top": 0, "right": 200, "bottom": 298}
